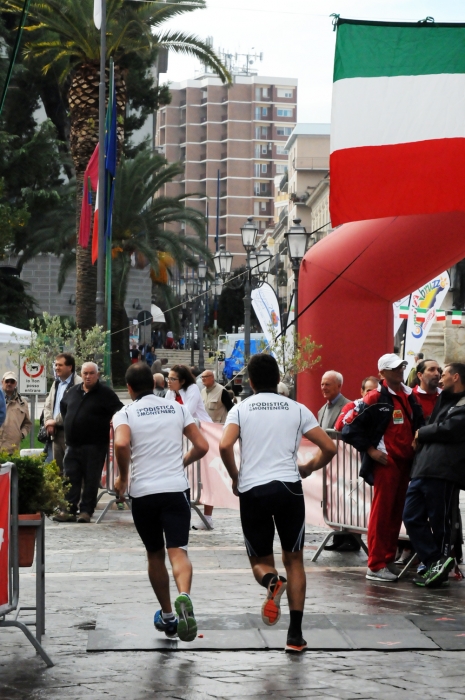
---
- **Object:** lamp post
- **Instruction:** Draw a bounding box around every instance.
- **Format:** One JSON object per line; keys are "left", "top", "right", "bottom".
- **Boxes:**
{"left": 186, "top": 274, "right": 199, "bottom": 366}
{"left": 197, "top": 260, "right": 207, "bottom": 371}
{"left": 239, "top": 217, "right": 258, "bottom": 399}
{"left": 284, "top": 218, "right": 311, "bottom": 396}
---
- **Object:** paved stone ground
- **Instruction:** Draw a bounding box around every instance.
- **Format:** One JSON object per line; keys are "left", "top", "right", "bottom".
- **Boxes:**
{"left": 2, "top": 505, "right": 465, "bottom": 699}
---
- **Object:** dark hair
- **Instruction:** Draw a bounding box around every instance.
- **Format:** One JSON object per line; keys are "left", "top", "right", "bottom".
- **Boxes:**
{"left": 444, "top": 362, "right": 465, "bottom": 385}
{"left": 56, "top": 353, "right": 75, "bottom": 372}
{"left": 417, "top": 359, "right": 437, "bottom": 375}
{"left": 125, "top": 362, "right": 155, "bottom": 394}
{"left": 416, "top": 352, "right": 424, "bottom": 360}
{"left": 170, "top": 364, "right": 196, "bottom": 389}
{"left": 361, "top": 375, "right": 379, "bottom": 390}
{"left": 190, "top": 366, "right": 201, "bottom": 377}
{"left": 248, "top": 354, "right": 280, "bottom": 392}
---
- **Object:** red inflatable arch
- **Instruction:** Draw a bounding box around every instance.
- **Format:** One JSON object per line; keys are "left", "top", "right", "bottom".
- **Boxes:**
{"left": 297, "top": 211, "right": 465, "bottom": 414}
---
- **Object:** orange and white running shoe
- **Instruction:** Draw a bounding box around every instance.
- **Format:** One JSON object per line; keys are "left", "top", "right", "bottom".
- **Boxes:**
{"left": 261, "top": 575, "right": 287, "bottom": 626}
{"left": 285, "top": 635, "right": 307, "bottom": 653}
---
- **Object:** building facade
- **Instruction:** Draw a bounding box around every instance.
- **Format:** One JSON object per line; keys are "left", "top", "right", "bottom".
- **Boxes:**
{"left": 156, "top": 75, "right": 297, "bottom": 265}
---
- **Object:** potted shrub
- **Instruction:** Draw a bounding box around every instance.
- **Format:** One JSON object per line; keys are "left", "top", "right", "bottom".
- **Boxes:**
{"left": 0, "top": 452, "right": 68, "bottom": 566}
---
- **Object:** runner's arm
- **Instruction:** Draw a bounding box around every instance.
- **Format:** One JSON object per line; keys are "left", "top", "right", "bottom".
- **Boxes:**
{"left": 114, "top": 424, "right": 131, "bottom": 496}
{"left": 219, "top": 423, "right": 240, "bottom": 495}
{"left": 299, "top": 426, "right": 337, "bottom": 478}
{"left": 183, "top": 423, "right": 209, "bottom": 467}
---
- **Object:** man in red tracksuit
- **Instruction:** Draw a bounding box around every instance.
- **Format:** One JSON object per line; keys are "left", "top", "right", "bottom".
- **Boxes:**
{"left": 341, "top": 354, "right": 424, "bottom": 582}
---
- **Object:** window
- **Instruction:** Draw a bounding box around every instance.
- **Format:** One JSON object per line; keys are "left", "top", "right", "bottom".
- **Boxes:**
{"left": 255, "top": 107, "right": 261, "bottom": 120}
{"left": 261, "top": 163, "right": 267, "bottom": 173}
{"left": 262, "top": 107, "right": 268, "bottom": 117}
{"left": 202, "top": 90, "right": 208, "bottom": 99}
{"left": 262, "top": 87, "right": 269, "bottom": 98}
{"left": 261, "top": 202, "right": 267, "bottom": 211}
{"left": 276, "top": 145, "right": 288, "bottom": 155}
{"left": 261, "top": 144, "right": 267, "bottom": 154}
{"left": 254, "top": 144, "right": 260, "bottom": 158}
{"left": 255, "top": 127, "right": 261, "bottom": 139}
{"left": 254, "top": 182, "right": 260, "bottom": 195}
{"left": 261, "top": 127, "right": 268, "bottom": 138}
{"left": 276, "top": 127, "right": 292, "bottom": 136}
{"left": 254, "top": 202, "right": 260, "bottom": 216}
{"left": 261, "top": 183, "right": 267, "bottom": 193}
{"left": 254, "top": 163, "right": 260, "bottom": 177}
{"left": 277, "top": 88, "right": 293, "bottom": 98}
{"left": 276, "top": 164, "right": 287, "bottom": 174}
{"left": 260, "top": 220, "right": 266, "bottom": 229}
{"left": 277, "top": 108, "right": 293, "bottom": 117}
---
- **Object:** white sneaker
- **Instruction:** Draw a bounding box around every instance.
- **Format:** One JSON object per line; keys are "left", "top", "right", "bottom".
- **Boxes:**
{"left": 192, "top": 515, "right": 214, "bottom": 530}
{"left": 366, "top": 566, "right": 398, "bottom": 582}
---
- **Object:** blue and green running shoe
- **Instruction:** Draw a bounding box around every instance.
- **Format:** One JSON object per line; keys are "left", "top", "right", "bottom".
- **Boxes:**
{"left": 174, "top": 594, "right": 197, "bottom": 642}
{"left": 154, "top": 610, "right": 178, "bottom": 638}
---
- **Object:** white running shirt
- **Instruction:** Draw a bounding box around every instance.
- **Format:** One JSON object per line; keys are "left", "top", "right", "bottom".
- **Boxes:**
{"left": 112, "top": 394, "right": 194, "bottom": 498}
{"left": 224, "top": 392, "right": 318, "bottom": 493}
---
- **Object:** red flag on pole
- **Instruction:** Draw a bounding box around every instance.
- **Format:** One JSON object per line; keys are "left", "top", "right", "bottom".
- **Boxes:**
{"left": 78, "top": 144, "right": 99, "bottom": 248}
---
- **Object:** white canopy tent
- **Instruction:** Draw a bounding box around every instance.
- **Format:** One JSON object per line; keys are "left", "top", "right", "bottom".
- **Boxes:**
{"left": 0, "top": 323, "right": 31, "bottom": 381}
{"left": 0, "top": 323, "right": 31, "bottom": 345}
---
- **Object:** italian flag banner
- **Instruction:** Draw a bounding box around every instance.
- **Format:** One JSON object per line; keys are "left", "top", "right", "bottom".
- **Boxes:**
{"left": 330, "top": 19, "right": 465, "bottom": 226}
{"left": 436, "top": 309, "right": 446, "bottom": 322}
{"left": 399, "top": 306, "right": 409, "bottom": 320}
{"left": 415, "top": 308, "right": 426, "bottom": 323}
{"left": 452, "top": 310, "right": 462, "bottom": 325}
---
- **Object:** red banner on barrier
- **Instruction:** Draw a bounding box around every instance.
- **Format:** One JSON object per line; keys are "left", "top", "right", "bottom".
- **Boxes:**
{"left": 198, "top": 423, "right": 327, "bottom": 527}
{"left": 0, "top": 467, "right": 11, "bottom": 613}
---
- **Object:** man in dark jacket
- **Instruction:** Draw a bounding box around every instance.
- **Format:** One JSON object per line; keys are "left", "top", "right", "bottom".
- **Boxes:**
{"left": 403, "top": 362, "right": 465, "bottom": 588}
{"left": 341, "top": 354, "right": 424, "bottom": 582}
{"left": 53, "top": 362, "right": 123, "bottom": 523}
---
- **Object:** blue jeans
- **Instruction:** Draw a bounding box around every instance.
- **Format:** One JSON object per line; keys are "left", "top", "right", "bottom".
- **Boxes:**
{"left": 403, "top": 477, "right": 458, "bottom": 567}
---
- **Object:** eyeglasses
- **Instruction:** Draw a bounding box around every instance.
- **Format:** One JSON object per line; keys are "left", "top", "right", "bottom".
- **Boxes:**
{"left": 4, "top": 379, "right": 15, "bottom": 384}
{"left": 201, "top": 374, "right": 214, "bottom": 379}
{"left": 167, "top": 377, "right": 179, "bottom": 382}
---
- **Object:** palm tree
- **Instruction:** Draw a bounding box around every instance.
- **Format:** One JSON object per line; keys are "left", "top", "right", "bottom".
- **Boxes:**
{"left": 5, "top": 0, "right": 229, "bottom": 331}
{"left": 110, "top": 150, "right": 211, "bottom": 383}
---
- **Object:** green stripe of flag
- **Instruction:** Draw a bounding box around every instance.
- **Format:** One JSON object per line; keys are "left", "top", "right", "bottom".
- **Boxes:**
{"left": 334, "top": 22, "right": 465, "bottom": 82}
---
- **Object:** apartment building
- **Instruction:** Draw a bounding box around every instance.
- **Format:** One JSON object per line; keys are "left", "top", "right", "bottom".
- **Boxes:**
{"left": 155, "top": 75, "right": 297, "bottom": 264}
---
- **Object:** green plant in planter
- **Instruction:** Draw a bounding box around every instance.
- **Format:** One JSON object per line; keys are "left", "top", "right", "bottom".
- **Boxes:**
{"left": 0, "top": 452, "right": 69, "bottom": 515}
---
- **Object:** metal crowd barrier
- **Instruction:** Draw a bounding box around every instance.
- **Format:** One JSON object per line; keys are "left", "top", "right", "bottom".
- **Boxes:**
{"left": 0, "top": 463, "right": 53, "bottom": 667}
{"left": 97, "top": 425, "right": 211, "bottom": 529}
{"left": 312, "top": 430, "right": 414, "bottom": 577}
{"left": 96, "top": 426, "right": 132, "bottom": 524}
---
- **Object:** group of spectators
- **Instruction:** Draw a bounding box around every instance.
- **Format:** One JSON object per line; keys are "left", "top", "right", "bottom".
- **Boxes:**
{"left": 316, "top": 354, "right": 465, "bottom": 589}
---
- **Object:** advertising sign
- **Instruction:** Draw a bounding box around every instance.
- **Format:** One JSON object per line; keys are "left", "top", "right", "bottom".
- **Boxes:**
{"left": 404, "top": 271, "right": 450, "bottom": 376}
{"left": 19, "top": 361, "right": 46, "bottom": 395}
{"left": 251, "top": 282, "right": 281, "bottom": 346}
{"left": 0, "top": 465, "right": 11, "bottom": 613}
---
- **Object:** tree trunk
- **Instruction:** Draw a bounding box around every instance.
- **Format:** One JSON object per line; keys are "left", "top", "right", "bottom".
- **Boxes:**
{"left": 69, "top": 62, "right": 126, "bottom": 332}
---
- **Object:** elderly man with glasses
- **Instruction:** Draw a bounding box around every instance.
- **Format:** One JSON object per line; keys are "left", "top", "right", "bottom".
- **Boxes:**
{"left": 200, "top": 370, "right": 234, "bottom": 424}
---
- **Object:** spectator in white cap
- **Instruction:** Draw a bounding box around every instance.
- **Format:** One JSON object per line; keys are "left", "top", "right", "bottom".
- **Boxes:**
{"left": 340, "top": 353, "right": 424, "bottom": 582}
{"left": 0, "top": 371, "right": 31, "bottom": 453}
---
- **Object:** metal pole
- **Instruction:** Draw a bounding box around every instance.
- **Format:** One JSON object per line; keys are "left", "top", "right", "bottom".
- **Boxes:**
{"left": 96, "top": 0, "right": 106, "bottom": 327}
{"left": 29, "top": 395, "right": 35, "bottom": 449}
{"left": 190, "top": 303, "right": 195, "bottom": 366}
{"left": 240, "top": 251, "right": 252, "bottom": 399}
{"left": 293, "top": 263, "right": 299, "bottom": 400}
{"left": 198, "top": 295, "right": 205, "bottom": 372}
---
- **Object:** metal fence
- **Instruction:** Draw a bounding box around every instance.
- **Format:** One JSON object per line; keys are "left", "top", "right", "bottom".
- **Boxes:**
{"left": 311, "top": 430, "right": 412, "bottom": 576}
{"left": 0, "top": 462, "right": 53, "bottom": 667}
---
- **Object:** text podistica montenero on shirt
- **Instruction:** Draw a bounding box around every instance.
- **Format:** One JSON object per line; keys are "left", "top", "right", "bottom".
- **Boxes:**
{"left": 248, "top": 401, "right": 290, "bottom": 411}
{"left": 136, "top": 405, "right": 176, "bottom": 417}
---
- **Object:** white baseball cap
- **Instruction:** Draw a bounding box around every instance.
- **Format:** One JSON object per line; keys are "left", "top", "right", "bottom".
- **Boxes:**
{"left": 378, "top": 354, "right": 407, "bottom": 372}
{"left": 2, "top": 371, "right": 17, "bottom": 381}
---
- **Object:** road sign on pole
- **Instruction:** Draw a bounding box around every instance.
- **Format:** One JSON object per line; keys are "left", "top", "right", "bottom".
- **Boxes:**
{"left": 19, "top": 361, "right": 46, "bottom": 395}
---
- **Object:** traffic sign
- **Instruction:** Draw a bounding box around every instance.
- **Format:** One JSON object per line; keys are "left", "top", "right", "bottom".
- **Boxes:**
{"left": 19, "top": 361, "right": 46, "bottom": 395}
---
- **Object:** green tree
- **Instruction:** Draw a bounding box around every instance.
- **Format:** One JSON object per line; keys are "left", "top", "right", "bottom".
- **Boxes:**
{"left": 5, "top": 0, "right": 230, "bottom": 332}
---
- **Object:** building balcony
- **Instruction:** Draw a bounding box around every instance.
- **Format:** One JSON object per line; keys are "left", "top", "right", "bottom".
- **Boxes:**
{"left": 293, "top": 157, "right": 330, "bottom": 170}
{"left": 289, "top": 192, "right": 310, "bottom": 204}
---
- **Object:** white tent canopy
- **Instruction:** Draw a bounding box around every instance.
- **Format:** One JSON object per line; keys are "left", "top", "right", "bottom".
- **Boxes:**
{"left": 0, "top": 323, "right": 31, "bottom": 345}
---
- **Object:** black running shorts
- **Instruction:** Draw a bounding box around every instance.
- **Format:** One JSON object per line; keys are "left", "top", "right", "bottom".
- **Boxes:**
{"left": 131, "top": 489, "right": 191, "bottom": 552}
{"left": 239, "top": 480, "right": 306, "bottom": 557}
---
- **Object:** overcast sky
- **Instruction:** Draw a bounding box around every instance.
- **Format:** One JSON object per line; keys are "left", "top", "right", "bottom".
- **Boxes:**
{"left": 161, "top": 0, "right": 465, "bottom": 122}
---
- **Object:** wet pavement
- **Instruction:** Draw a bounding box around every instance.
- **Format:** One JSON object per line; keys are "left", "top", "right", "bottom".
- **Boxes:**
{"left": 2, "top": 506, "right": 465, "bottom": 699}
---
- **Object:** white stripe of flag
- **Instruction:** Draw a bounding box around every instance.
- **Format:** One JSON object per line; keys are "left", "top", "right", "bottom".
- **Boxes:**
{"left": 94, "top": 0, "right": 102, "bottom": 30}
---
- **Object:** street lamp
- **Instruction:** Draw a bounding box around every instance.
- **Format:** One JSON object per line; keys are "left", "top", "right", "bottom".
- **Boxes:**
{"left": 185, "top": 273, "right": 199, "bottom": 365}
{"left": 254, "top": 242, "right": 272, "bottom": 281}
{"left": 197, "top": 260, "right": 207, "bottom": 371}
{"left": 213, "top": 244, "right": 233, "bottom": 280}
{"left": 240, "top": 216, "right": 258, "bottom": 399}
{"left": 284, "top": 218, "right": 311, "bottom": 396}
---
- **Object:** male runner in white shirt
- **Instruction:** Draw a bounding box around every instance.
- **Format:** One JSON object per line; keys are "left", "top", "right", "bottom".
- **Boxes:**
{"left": 220, "top": 354, "right": 336, "bottom": 653}
{"left": 113, "top": 362, "right": 209, "bottom": 642}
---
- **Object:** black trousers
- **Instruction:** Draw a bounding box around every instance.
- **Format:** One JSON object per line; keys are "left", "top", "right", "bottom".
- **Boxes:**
{"left": 403, "top": 477, "right": 459, "bottom": 568}
{"left": 63, "top": 444, "right": 107, "bottom": 516}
